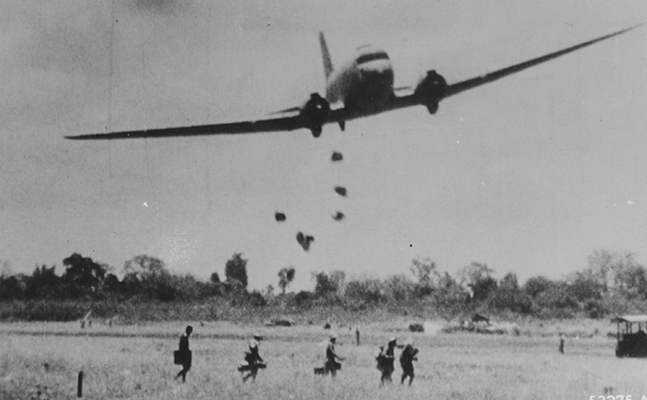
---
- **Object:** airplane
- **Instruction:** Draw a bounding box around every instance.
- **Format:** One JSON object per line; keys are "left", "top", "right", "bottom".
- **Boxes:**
{"left": 66, "top": 24, "right": 641, "bottom": 140}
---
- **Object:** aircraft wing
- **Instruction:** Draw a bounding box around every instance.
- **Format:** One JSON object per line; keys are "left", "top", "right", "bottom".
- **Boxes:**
{"left": 65, "top": 112, "right": 306, "bottom": 140}
{"left": 386, "top": 24, "right": 641, "bottom": 114}
{"left": 443, "top": 24, "right": 641, "bottom": 99}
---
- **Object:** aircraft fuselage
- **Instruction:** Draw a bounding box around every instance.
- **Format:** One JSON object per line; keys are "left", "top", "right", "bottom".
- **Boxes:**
{"left": 325, "top": 46, "right": 394, "bottom": 112}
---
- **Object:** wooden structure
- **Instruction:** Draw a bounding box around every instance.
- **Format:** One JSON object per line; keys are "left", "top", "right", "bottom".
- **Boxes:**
{"left": 611, "top": 315, "right": 647, "bottom": 357}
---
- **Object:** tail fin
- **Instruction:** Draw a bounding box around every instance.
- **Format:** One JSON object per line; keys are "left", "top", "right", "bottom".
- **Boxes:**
{"left": 319, "top": 31, "right": 333, "bottom": 80}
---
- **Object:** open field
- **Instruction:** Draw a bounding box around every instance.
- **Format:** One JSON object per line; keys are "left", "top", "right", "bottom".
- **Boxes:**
{"left": 1, "top": 321, "right": 646, "bottom": 400}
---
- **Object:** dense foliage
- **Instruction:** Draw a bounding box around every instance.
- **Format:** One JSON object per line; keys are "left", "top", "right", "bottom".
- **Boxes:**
{"left": 1, "top": 249, "right": 647, "bottom": 321}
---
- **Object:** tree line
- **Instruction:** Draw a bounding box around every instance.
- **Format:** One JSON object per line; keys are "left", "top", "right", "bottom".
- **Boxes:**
{"left": 1, "top": 249, "right": 647, "bottom": 320}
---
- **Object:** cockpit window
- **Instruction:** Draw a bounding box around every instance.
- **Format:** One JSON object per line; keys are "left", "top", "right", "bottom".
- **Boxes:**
{"left": 356, "top": 51, "right": 389, "bottom": 65}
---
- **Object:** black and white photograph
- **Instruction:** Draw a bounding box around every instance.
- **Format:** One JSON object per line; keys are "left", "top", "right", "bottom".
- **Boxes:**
{"left": 1, "top": 0, "right": 646, "bottom": 398}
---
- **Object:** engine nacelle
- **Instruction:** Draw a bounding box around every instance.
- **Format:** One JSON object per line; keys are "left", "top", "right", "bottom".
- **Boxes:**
{"left": 300, "top": 93, "right": 331, "bottom": 138}
{"left": 414, "top": 70, "right": 447, "bottom": 114}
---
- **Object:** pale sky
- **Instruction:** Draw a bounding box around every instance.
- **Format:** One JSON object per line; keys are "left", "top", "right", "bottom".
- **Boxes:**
{"left": 1, "top": 0, "right": 646, "bottom": 291}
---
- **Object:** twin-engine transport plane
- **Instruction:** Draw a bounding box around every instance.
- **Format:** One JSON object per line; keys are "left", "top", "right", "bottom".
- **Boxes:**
{"left": 66, "top": 25, "right": 641, "bottom": 140}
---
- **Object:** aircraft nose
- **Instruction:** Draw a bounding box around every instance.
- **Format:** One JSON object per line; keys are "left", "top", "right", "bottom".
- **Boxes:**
{"left": 358, "top": 63, "right": 393, "bottom": 83}
{"left": 359, "top": 60, "right": 392, "bottom": 75}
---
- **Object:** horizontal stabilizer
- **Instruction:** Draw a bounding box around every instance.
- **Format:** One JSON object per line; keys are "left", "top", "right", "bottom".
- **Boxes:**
{"left": 269, "top": 106, "right": 301, "bottom": 115}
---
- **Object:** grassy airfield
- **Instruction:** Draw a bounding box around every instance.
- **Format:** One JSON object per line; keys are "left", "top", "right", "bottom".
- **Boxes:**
{"left": 1, "top": 321, "right": 646, "bottom": 400}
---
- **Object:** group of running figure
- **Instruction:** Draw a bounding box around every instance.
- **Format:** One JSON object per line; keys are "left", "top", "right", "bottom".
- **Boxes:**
{"left": 242, "top": 332, "right": 419, "bottom": 385}
{"left": 320, "top": 333, "right": 419, "bottom": 386}
{"left": 174, "top": 326, "right": 267, "bottom": 383}
{"left": 376, "top": 336, "right": 418, "bottom": 385}
{"left": 174, "top": 325, "right": 419, "bottom": 386}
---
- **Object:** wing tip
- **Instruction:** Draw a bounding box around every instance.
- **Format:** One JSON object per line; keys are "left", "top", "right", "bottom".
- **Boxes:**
{"left": 612, "top": 22, "right": 644, "bottom": 37}
{"left": 65, "top": 133, "right": 121, "bottom": 140}
{"left": 64, "top": 135, "right": 91, "bottom": 140}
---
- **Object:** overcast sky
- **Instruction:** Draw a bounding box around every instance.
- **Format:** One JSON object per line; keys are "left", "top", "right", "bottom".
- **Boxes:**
{"left": 1, "top": 0, "right": 646, "bottom": 291}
